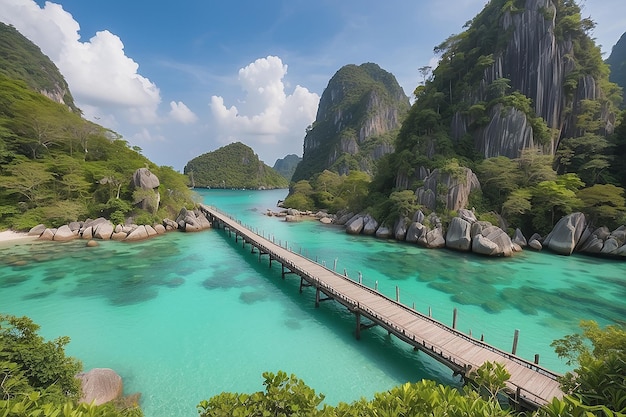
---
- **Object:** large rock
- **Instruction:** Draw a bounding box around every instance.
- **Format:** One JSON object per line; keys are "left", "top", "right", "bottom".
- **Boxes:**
{"left": 39, "top": 228, "right": 55, "bottom": 241}
{"left": 472, "top": 234, "right": 500, "bottom": 256}
{"left": 362, "top": 215, "right": 379, "bottom": 235}
{"left": 511, "top": 228, "right": 527, "bottom": 247}
{"left": 394, "top": 217, "right": 409, "bottom": 241}
{"left": 544, "top": 212, "right": 587, "bottom": 255}
{"left": 417, "top": 227, "right": 446, "bottom": 249}
{"left": 94, "top": 222, "right": 114, "bottom": 240}
{"left": 53, "top": 225, "right": 76, "bottom": 242}
{"left": 483, "top": 226, "right": 514, "bottom": 257}
{"left": 28, "top": 224, "right": 46, "bottom": 236}
{"left": 445, "top": 217, "right": 472, "bottom": 251}
{"left": 405, "top": 222, "right": 425, "bottom": 243}
{"left": 346, "top": 216, "right": 364, "bottom": 234}
{"left": 131, "top": 168, "right": 161, "bottom": 213}
{"left": 125, "top": 226, "right": 149, "bottom": 241}
{"left": 375, "top": 226, "right": 392, "bottom": 239}
{"left": 77, "top": 368, "right": 123, "bottom": 406}
{"left": 415, "top": 167, "right": 481, "bottom": 212}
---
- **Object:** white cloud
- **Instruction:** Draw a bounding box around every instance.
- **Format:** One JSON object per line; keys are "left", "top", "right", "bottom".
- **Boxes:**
{"left": 169, "top": 101, "right": 198, "bottom": 124}
{"left": 0, "top": 0, "right": 161, "bottom": 124}
{"left": 210, "top": 56, "right": 319, "bottom": 163}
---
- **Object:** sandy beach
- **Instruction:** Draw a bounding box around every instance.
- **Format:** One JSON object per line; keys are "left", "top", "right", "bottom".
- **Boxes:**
{"left": 0, "top": 230, "right": 36, "bottom": 244}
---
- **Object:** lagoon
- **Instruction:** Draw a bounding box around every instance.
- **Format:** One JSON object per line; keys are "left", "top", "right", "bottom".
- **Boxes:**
{"left": 1, "top": 188, "right": 624, "bottom": 416}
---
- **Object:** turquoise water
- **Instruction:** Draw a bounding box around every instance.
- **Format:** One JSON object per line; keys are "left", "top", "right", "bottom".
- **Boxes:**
{"left": 1, "top": 188, "right": 624, "bottom": 416}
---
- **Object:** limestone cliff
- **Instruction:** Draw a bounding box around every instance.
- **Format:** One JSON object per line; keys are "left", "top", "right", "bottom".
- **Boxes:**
{"left": 291, "top": 63, "right": 409, "bottom": 182}
{"left": 447, "top": 0, "right": 617, "bottom": 158}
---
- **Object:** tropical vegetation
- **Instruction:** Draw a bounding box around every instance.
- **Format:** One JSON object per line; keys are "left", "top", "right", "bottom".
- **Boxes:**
{"left": 184, "top": 142, "right": 288, "bottom": 190}
{"left": 0, "top": 23, "right": 194, "bottom": 231}
{"left": 285, "top": 0, "right": 626, "bottom": 238}
{"left": 0, "top": 314, "right": 142, "bottom": 417}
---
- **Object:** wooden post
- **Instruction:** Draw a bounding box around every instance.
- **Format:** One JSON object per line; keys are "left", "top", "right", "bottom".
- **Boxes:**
{"left": 480, "top": 334, "right": 484, "bottom": 342}
{"left": 512, "top": 329, "right": 519, "bottom": 355}
{"left": 355, "top": 312, "right": 361, "bottom": 340}
{"left": 395, "top": 286, "right": 400, "bottom": 302}
{"left": 428, "top": 306, "right": 432, "bottom": 317}
{"left": 315, "top": 288, "right": 320, "bottom": 308}
{"left": 281, "top": 264, "right": 286, "bottom": 280}
{"left": 375, "top": 281, "right": 378, "bottom": 290}
{"left": 452, "top": 308, "right": 458, "bottom": 329}
{"left": 534, "top": 354, "right": 540, "bottom": 365}
{"left": 343, "top": 268, "right": 347, "bottom": 277}
{"left": 333, "top": 258, "right": 338, "bottom": 271}
{"left": 358, "top": 272, "right": 362, "bottom": 284}
{"left": 412, "top": 302, "right": 415, "bottom": 309}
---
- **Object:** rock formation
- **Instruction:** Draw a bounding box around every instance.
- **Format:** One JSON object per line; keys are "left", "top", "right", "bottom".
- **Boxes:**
{"left": 131, "top": 168, "right": 161, "bottom": 214}
{"left": 76, "top": 368, "right": 123, "bottom": 406}
{"left": 292, "top": 63, "right": 409, "bottom": 182}
{"left": 415, "top": 167, "right": 481, "bottom": 212}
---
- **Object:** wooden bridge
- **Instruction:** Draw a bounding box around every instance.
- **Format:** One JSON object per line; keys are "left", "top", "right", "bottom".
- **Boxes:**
{"left": 200, "top": 205, "right": 564, "bottom": 410}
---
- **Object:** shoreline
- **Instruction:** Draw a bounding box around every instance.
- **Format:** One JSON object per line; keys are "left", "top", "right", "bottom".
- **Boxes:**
{"left": 0, "top": 230, "right": 37, "bottom": 245}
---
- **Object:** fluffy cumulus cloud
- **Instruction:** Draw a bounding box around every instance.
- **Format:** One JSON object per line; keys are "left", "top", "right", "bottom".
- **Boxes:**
{"left": 0, "top": 0, "right": 161, "bottom": 124}
{"left": 169, "top": 101, "right": 198, "bottom": 124}
{"left": 210, "top": 56, "right": 319, "bottom": 163}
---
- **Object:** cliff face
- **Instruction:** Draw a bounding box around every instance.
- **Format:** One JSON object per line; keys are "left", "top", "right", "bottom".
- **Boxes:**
{"left": 291, "top": 63, "right": 409, "bottom": 182}
{"left": 448, "top": 0, "right": 616, "bottom": 158}
{"left": 0, "top": 22, "right": 79, "bottom": 113}
{"left": 607, "top": 31, "right": 626, "bottom": 102}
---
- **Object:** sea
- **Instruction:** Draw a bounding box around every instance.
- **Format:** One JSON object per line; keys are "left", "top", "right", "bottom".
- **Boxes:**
{"left": 1, "top": 188, "right": 624, "bottom": 416}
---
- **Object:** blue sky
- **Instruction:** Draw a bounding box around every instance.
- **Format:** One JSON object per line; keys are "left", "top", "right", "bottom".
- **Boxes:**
{"left": 1, "top": 0, "right": 625, "bottom": 171}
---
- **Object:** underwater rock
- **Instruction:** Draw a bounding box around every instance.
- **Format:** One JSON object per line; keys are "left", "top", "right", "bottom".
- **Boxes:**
{"left": 77, "top": 368, "right": 123, "bottom": 406}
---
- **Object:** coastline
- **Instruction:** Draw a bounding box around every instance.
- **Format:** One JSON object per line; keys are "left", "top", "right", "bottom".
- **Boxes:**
{"left": 0, "top": 230, "right": 36, "bottom": 245}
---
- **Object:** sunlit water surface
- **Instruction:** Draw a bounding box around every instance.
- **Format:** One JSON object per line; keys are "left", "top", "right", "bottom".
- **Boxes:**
{"left": 1, "top": 189, "right": 624, "bottom": 416}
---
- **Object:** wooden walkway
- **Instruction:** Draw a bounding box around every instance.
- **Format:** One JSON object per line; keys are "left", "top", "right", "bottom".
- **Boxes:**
{"left": 200, "top": 205, "right": 564, "bottom": 409}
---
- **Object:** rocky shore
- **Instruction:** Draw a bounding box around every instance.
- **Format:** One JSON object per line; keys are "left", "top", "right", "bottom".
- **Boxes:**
{"left": 25, "top": 207, "right": 212, "bottom": 244}
{"left": 270, "top": 207, "right": 626, "bottom": 259}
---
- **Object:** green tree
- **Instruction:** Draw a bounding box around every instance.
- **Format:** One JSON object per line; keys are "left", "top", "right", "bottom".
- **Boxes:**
{"left": 577, "top": 184, "right": 626, "bottom": 228}
{"left": 550, "top": 320, "right": 626, "bottom": 414}
{"left": 0, "top": 315, "right": 81, "bottom": 403}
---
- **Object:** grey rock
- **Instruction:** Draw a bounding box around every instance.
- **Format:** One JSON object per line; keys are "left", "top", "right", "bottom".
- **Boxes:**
{"left": 470, "top": 221, "right": 492, "bottom": 239}
{"left": 28, "top": 224, "right": 46, "bottom": 236}
{"left": 594, "top": 226, "right": 611, "bottom": 241}
{"left": 335, "top": 212, "right": 354, "bottom": 226}
{"left": 445, "top": 217, "right": 472, "bottom": 251}
{"left": 81, "top": 226, "right": 93, "bottom": 240}
{"left": 418, "top": 227, "right": 446, "bottom": 249}
{"left": 405, "top": 222, "right": 425, "bottom": 243}
{"left": 579, "top": 235, "right": 604, "bottom": 254}
{"left": 600, "top": 238, "right": 619, "bottom": 254}
{"left": 545, "top": 212, "right": 587, "bottom": 255}
{"left": 111, "top": 232, "right": 127, "bottom": 241}
{"left": 145, "top": 225, "right": 158, "bottom": 237}
{"left": 394, "top": 217, "right": 410, "bottom": 241}
{"left": 94, "top": 222, "right": 114, "bottom": 240}
{"left": 472, "top": 234, "right": 499, "bottom": 256}
{"left": 414, "top": 167, "right": 481, "bottom": 212}
{"left": 53, "top": 225, "right": 76, "bottom": 242}
{"left": 68, "top": 221, "right": 82, "bottom": 232}
{"left": 413, "top": 210, "right": 425, "bottom": 224}
{"left": 457, "top": 209, "right": 477, "bottom": 224}
{"left": 346, "top": 216, "right": 364, "bottom": 234}
{"left": 154, "top": 224, "right": 166, "bottom": 234}
{"left": 132, "top": 167, "right": 160, "bottom": 190}
{"left": 512, "top": 228, "right": 527, "bottom": 247}
{"left": 77, "top": 368, "right": 123, "bottom": 406}
{"left": 125, "top": 226, "right": 149, "bottom": 241}
{"left": 479, "top": 226, "right": 514, "bottom": 257}
{"left": 528, "top": 239, "right": 543, "bottom": 251}
{"left": 375, "top": 226, "right": 392, "bottom": 239}
{"left": 362, "top": 215, "right": 379, "bottom": 235}
{"left": 39, "top": 228, "right": 55, "bottom": 241}
{"left": 319, "top": 217, "right": 333, "bottom": 224}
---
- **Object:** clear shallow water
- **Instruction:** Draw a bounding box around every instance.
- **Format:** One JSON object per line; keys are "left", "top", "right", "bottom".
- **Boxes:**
{"left": 1, "top": 188, "right": 624, "bottom": 416}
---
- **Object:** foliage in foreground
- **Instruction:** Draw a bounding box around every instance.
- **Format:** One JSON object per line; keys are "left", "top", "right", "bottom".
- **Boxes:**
{"left": 0, "top": 314, "right": 141, "bottom": 417}
{"left": 199, "top": 322, "right": 626, "bottom": 417}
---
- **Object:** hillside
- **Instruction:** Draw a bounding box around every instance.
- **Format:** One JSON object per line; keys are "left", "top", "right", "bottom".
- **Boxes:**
{"left": 184, "top": 142, "right": 288, "bottom": 189}
{"left": 607, "top": 31, "right": 626, "bottom": 105}
{"left": 291, "top": 63, "right": 409, "bottom": 182}
{"left": 0, "top": 26, "right": 193, "bottom": 230}
{"left": 0, "top": 22, "right": 79, "bottom": 113}
{"left": 273, "top": 154, "right": 301, "bottom": 181}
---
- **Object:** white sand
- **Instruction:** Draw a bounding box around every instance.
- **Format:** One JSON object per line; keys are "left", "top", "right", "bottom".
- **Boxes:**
{"left": 0, "top": 230, "right": 36, "bottom": 243}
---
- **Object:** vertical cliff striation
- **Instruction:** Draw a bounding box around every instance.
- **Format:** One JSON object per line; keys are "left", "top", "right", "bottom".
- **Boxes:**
{"left": 291, "top": 63, "right": 409, "bottom": 182}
